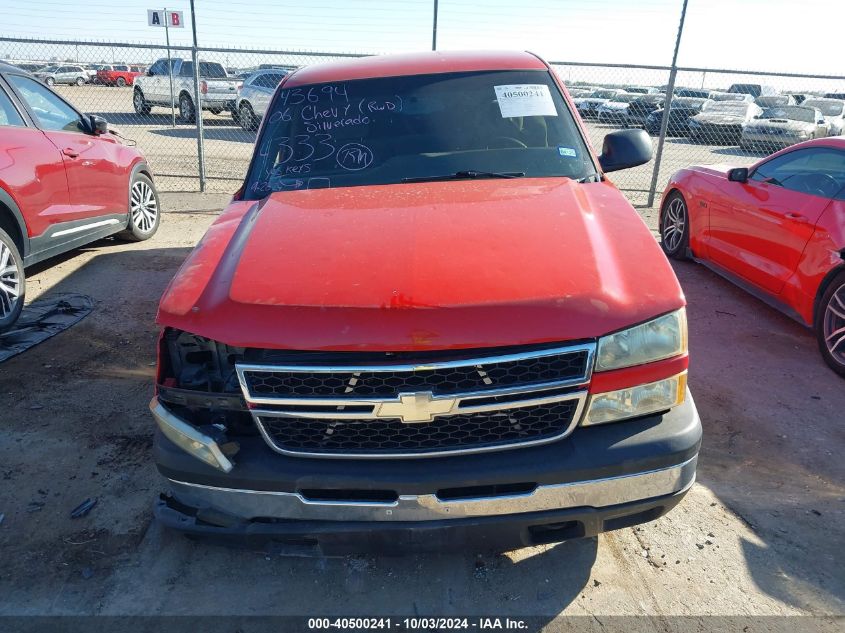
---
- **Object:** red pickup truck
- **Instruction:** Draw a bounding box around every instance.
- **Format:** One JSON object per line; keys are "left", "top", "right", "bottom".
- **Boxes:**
{"left": 151, "top": 51, "right": 701, "bottom": 554}
{"left": 96, "top": 64, "right": 144, "bottom": 87}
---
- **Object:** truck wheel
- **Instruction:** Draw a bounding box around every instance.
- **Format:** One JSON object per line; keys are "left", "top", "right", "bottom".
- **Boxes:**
{"left": 133, "top": 89, "right": 152, "bottom": 115}
{"left": 75, "top": 77, "right": 85, "bottom": 86}
{"left": 659, "top": 191, "right": 690, "bottom": 260}
{"left": 179, "top": 93, "right": 196, "bottom": 123}
{"left": 816, "top": 271, "right": 845, "bottom": 377}
{"left": 116, "top": 77, "right": 126, "bottom": 87}
{"left": 45, "top": 77, "right": 55, "bottom": 86}
{"left": 238, "top": 102, "right": 257, "bottom": 130}
{"left": 119, "top": 173, "right": 160, "bottom": 242}
{"left": 0, "top": 228, "right": 25, "bottom": 332}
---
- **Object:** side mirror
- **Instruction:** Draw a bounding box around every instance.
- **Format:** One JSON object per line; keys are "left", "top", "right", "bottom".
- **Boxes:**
{"left": 88, "top": 114, "right": 108, "bottom": 135}
{"left": 728, "top": 167, "right": 748, "bottom": 182}
{"left": 147, "top": 69, "right": 154, "bottom": 76}
{"left": 598, "top": 129, "right": 652, "bottom": 173}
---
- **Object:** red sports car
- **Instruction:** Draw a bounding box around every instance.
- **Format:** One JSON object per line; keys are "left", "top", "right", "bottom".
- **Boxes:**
{"left": 0, "top": 62, "right": 159, "bottom": 331}
{"left": 660, "top": 137, "right": 845, "bottom": 376}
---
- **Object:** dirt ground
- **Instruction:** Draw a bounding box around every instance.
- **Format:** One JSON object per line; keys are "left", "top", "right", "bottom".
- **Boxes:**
{"left": 0, "top": 191, "right": 843, "bottom": 624}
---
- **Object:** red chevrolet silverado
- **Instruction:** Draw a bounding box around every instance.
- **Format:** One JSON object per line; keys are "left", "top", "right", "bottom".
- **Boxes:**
{"left": 152, "top": 51, "right": 701, "bottom": 553}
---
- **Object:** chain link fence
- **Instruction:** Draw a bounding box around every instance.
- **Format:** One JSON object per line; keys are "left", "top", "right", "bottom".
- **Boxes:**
{"left": 3, "top": 37, "right": 845, "bottom": 205}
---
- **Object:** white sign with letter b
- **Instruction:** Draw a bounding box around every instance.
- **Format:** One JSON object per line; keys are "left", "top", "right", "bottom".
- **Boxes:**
{"left": 147, "top": 10, "right": 184, "bottom": 28}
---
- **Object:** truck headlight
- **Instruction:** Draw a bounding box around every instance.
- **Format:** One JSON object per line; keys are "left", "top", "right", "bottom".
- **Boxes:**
{"left": 583, "top": 373, "right": 687, "bottom": 426}
{"left": 596, "top": 309, "right": 687, "bottom": 371}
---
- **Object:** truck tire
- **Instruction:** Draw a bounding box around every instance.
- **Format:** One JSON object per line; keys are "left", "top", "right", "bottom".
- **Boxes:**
{"left": 816, "top": 270, "right": 845, "bottom": 377}
{"left": 0, "top": 227, "right": 25, "bottom": 333}
{"left": 116, "top": 77, "right": 126, "bottom": 87}
{"left": 179, "top": 93, "right": 196, "bottom": 123}
{"left": 118, "top": 173, "right": 160, "bottom": 242}
{"left": 133, "top": 89, "right": 152, "bottom": 115}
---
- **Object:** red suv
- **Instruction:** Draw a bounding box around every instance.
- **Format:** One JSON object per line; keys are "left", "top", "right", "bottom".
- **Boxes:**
{"left": 0, "top": 62, "right": 159, "bottom": 330}
{"left": 152, "top": 51, "right": 700, "bottom": 553}
{"left": 97, "top": 64, "right": 145, "bottom": 87}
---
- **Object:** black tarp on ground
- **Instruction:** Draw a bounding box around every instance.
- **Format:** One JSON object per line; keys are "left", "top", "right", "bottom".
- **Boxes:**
{"left": 0, "top": 294, "right": 94, "bottom": 364}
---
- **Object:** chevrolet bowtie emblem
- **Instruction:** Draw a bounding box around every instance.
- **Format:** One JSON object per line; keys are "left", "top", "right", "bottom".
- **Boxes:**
{"left": 375, "top": 391, "right": 457, "bottom": 423}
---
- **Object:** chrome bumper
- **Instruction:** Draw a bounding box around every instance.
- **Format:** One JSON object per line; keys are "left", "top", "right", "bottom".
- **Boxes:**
{"left": 165, "top": 456, "right": 696, "bottom": 523}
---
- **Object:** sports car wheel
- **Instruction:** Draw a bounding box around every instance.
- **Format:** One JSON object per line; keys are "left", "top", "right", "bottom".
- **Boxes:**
{"left": 119, "top": 173, "right": 160, "bottom": 242}
{"left": 817, "top": 271, "right": 845, "bottom": 377}
{"left": 659, "top": 191, "right": 690, "bottom": 260}
{"left": 0, "top": 228, "right": 24, "bottom": 332}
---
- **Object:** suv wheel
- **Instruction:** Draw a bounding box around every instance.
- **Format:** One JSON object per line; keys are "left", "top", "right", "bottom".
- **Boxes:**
{"left": 45, "top": 77, "right": 55, "bottom": 86}
{"left": 116, "top": 77, "right": 127, "bottom": 87}
{"left": 659, "top": 191, "right": 690, "bottom": 260}
{"left": 179, "top": 94, "right": 196, "bottom": 123}
{"left": 133, "top": 89, "right": 152, "bottom": 115}
{"left": 816, "top": 271, "right": 845, "bottom": 377}
{"left": 238, "top": 102, "right": 257, "bottom": 130}
{"left": 119, "top": 173, "right": 160, "bottom": 242}
{"left": 0, "top": 228, "right": 24, "bottom": 332}
{"left": 75, "top": 77, "right": 85, "bottom": 86}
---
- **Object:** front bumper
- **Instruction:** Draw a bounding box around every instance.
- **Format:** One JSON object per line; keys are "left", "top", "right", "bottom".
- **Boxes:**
{"left": 740, "top": 132, "right": 802, "bottom": 151}
{"left": 690, "top": 123, "right": 743, "bottom": 144}
{"left": 153, "top": 391, "right": 701, "bottom": 552}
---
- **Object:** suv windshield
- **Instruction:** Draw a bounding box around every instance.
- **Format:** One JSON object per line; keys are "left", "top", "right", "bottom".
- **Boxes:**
{"left": 245, "top": 70, "right": 594, "bottom": 198}
{"left": 760, "top": 106, "right": 815, "bottom": 122}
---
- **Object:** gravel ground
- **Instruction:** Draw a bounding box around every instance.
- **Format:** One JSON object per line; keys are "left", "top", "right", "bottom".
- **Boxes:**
{"left": 0, "top": 190, "right": 842, "bottom": 624}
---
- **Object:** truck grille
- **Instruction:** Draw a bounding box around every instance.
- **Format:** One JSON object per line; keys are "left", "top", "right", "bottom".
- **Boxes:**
{"left": 237, "top": 342, "right": 594, "bottom": 458}
{"left": 258, "top": 400, "right": 581, "bottom": 456}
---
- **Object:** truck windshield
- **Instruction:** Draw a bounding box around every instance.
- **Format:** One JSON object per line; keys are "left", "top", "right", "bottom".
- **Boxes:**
{"left": 244, "top": 70, "right": 594, "bottom": 198}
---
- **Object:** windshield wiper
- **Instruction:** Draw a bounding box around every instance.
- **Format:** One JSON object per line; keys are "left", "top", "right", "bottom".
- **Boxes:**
{"left": 401, "top": 170, "right": 525, "bottom": 183}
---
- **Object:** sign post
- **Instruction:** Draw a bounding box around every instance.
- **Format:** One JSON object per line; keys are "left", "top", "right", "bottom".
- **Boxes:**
{"left": 147, "top": 9, "right": 184, "bottom": 128}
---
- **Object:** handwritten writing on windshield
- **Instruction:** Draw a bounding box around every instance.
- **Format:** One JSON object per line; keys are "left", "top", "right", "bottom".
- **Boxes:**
{"left": 257, "top": 83, "right": 405, "bottom": 188}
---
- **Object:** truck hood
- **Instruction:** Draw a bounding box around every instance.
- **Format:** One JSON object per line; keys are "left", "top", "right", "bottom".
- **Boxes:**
{"left": 158, "top": 178, "right": 685, "bottom": 351}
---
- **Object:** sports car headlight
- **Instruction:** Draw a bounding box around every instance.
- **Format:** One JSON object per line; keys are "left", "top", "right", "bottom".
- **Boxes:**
{"left": 583, "top": 373, "right": 687, "bottom": 426}
{"left": 596, "top": 309, "right": 687, "bottom": 371}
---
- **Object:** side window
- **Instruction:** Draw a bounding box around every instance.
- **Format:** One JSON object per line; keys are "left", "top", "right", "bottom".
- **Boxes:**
{"left": 0, "top": 85, "right": 26, "bottom": 127}
{"left": 179, "top": 62, "right": 193, "bottom": 77}
{"left": 752, "top": 148, "right": 845, "bottom": 199}
{"left": 114, "top": 65, "right": 129, "bottom": 72}
{"left": 7, "top": 74, "right": 84, "bottom": 133}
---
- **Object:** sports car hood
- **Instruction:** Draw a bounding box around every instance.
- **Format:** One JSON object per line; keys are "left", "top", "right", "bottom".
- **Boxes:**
{"left": 751, "top": 119, "right": 814, "bottom": 132}
{"left": 158, "top": 179, "right": 684, "bottom": 351}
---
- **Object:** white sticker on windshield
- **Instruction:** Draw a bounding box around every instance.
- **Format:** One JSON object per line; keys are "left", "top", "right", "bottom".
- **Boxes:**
{"left": 494, "top": 84, "right": 557, "bottom": 118}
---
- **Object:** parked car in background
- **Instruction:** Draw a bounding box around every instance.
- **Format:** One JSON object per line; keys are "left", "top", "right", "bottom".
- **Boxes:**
{"left": 709, "top": 91, "right": 754, "bottom": 103}
{"left": 574, "top": 88, "right": 626, "bottom": 118}
{"left": 624, "top": 86, "right": 659, "bottom": 95}
{"left": 625, "top": 94, "right": 667, "bottom": 128}
{"left": 728, "top": 83, "right": 778, "bottom": 98}
{"left": 789, "top": 93, "right": 812, "bottom": 105}
{"left": 97, "top": 64, "right": 145, "bottom": 87}
{"left": 596, "top": 93, "right": 638, "bottom": 125}
{"left": 0, "top": 62, "right": 160, "bottom": 331}
{"left": 133, "top": 59, "right": 240, "bottom": 122}
{"left": 689, "top": 101, "right": 763, "bottom": 144}
{"left": 824, "top": 92, "right": 845, "bottom": 100}
{"left": 740, "top": 105, "right": 828, "bottom": 152}
{"left": 675, "top": 88, "right": 710, "bottom": 99}
{"left": 151, "top": 50, "right": 700, "bottom": 552}
{"left": 803, "top": 98, "right": 845, "bottom": 136}
{"left": 566, "top": 87, "right": 594, "bottom": 98}
{"left": 646, "top": 97, "right": 711, "bottom": 136}
{"left": 660, "top": 137, "right": 845, "bottom": 377}
{"left": 12, "top": 63, "right": 43, "bottom": 73}
{"left": 33, "top": 65, "right": 88, "bottom": 87}
{"left": 755, "top": 95, "right": 795, "bottom": 108}
{"left": 235, "top": 68, "right": 288, "bottom": 130}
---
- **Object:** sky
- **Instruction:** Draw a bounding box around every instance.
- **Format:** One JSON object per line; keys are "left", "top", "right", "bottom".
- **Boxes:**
{"left": 1, "top": 0, "right": 841, "bottom": 78}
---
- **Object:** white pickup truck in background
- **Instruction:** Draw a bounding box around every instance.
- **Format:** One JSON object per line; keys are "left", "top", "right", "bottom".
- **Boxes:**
{"left": 132, "top": 59, "right": 240, "bottom": 122}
